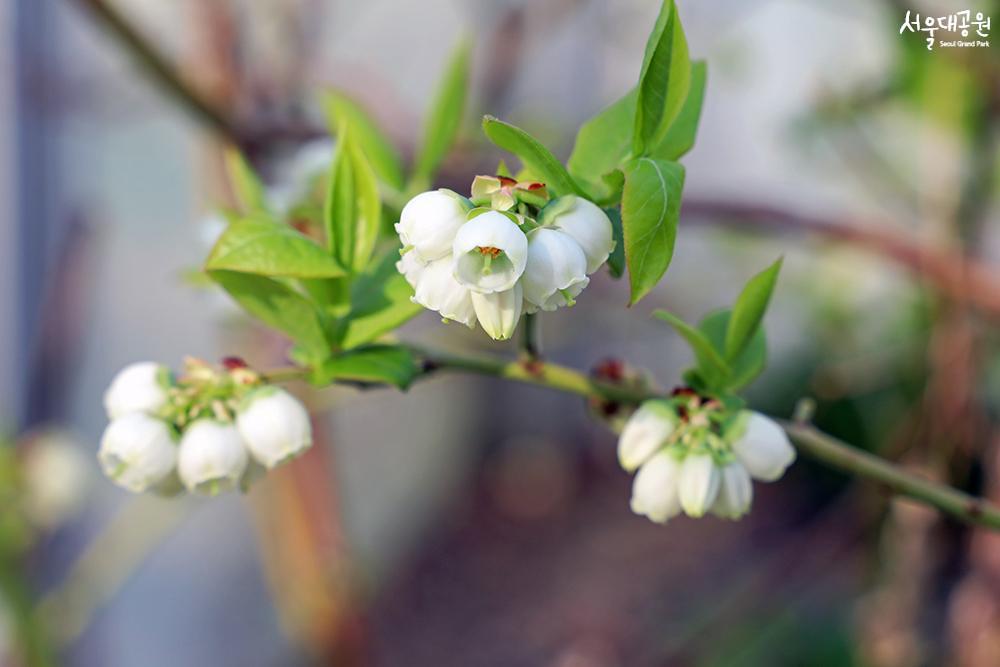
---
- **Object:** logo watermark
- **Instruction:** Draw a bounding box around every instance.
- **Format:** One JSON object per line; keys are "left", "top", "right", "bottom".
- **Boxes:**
{"left": 900, "top": 9, "right": 990, "bottom": 50}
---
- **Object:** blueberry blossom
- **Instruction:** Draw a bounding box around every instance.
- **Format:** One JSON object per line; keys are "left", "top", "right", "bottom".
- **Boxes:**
{"left": 731, "top": 411, "right": 796, "bottom": 481}
{"left": 546, "top": 196, "right": 615, "bottom": 274}
{"left": 711, "top": 462, "right": 754, "bottom": 519}
{"left": 396, "top": 190, "right": 470, "bottom": 262}
{"left": 471, "top": 283, "right": 523, "bottom": 341}
{"left": 521, "top": 228, "right": 590, "bottom": 312}
{"left": 452, "top": 211, "right": 528, "bottom": 294}
{"left": 98, "top": 413, "right": 177, "bottom": 493}
{"left": 237, "top": 387, "right": 313, "bottom": 468}
{"left": 398, "top": 252, "right": 476, "bottom": 327}
{"left": 677, "top": 453, "right": 720, "bottom": 518}
{"left": 630, "top": 451, "right": 683, "bottom": 523}
{"left": 617, "top": 400, "right": 678, "bottom": 472}
{"left": 103, "top": 362, "right": 172, "bottom": 419}
{"left": 177, "top": 419, "right": 249, "bottom": 495}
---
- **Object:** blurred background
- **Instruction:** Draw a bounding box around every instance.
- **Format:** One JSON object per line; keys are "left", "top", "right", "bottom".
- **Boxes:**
{"left": 3, "top": 0, "right": 1000, "bottom": 664}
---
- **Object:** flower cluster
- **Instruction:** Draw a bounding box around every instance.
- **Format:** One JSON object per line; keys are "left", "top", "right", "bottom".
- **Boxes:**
{"left": 98, "top": 359, "right": 312, "bottom": 496}
{"left": 396, "top": 177, "right": 615, "bottom": 340}
{"left": 618, "top": 392, "right": 796, "bottom": 523}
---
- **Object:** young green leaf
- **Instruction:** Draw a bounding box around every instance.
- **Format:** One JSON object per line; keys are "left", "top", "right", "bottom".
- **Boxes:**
{"left": 323, "top": 91, "right": 405, "bottom": 190}
{"left": 481, "top": 116, "right": 584, "bottom": 196}
{"left": 205, "top": 218, "right": 346, "bottom": 278}
{"left": 633, "top": 0, "right": 691, "bottom": 156}
{"left": 339, "top": 250, "right": 423, "bottom": 349}
{"left": 311, "top": 344, "right": 418, "bottom": 389}
{"left": 652, "top": 60, "right": 707, "bottom": 160}
{"left": 620, "top": 157, "right": 685, "bottom": 304}
{"left": 412, "top": 38, "right": 471, "bottom": 186}
{"left": 224, "top": 148, "right": 269, "bottom": 214}
{"left": 699, "top": 310, "right": 767, "bottom": 392}
{"left": 324, "top": 129, "right": 382, "bottom": 273}
{"left": 208, "top": 270, "right": 332, "bottom": 358}
{"left": 606, "top": 207, "right": 625, "bottom": 279}
{"left": 654, "top": 310, "right": 730, "bottom": 388}
{"left": 724, "top": 258, "right": 782, "bottom": 362}
{"left": 567, "top": 88, "right": 637, "bottom": 194}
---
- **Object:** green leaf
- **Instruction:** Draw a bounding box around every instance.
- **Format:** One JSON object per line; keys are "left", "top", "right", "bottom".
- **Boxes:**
{"left": 700, "top": 310, "right": 766, "bottom": 391}
{"left": 620, "top": 157, "right": 685, "bottom": 304}
{"left": 224, "top": 148, "right": 269, "bottom": 214}
{"left": 606, "top": 207, "right": 625, "bottom": 278}
{"left": 208, "top": 270, "right": 332, "bottom": 358}
{"left": 567, "top": 88, "right": 637, "bottom": 193}
{"left": 633, "top": 0, "right": 691, "bottom": 156}
{"left": 311, "top": 345, "right": 418, "bottom": 389}
{"left": 652, "top": 60, "right": 707, "bottom": 160}
{"left": 339, "top": 250, "right": 422, "bottom": 349}
{"left": 205, "top": 218, "right": 346, "bottom": 278}
{"left": 412, "top": 38, "right": 471, "bottom": 186}
{"left": 724, "top": 258, "right": 782, "bottom": 362}
{"left": 481, "top": 116, "right": 584, "bottom": 196}
{"left": 654, "top": 310, "right": 730, "bottom": 388}
{"left": 323, "top": 92, "right": 405, "bottom": 190}
{"left": 325, "top": 129, "right": 381, "bottom": 273}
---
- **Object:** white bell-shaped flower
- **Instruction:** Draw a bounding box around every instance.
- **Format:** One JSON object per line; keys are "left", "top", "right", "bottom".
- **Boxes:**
{"left": 521, "top": 228, "right": 590, "bottom": 312}
{"left": 396, "top": 190, "right": 469, "bottom": 261}
{"left": 103, "top": 362, "right": 171, "bottom": 419}
{"left": 471, "top": 283, "right": 522, "bottom": 341}
{"left": 629, "top": 451, "right": 683, "bottom": 523}
{"left": 711, "top": 462, "right": 753, "bottom": 519}
{"left": 237, "top": 388, "right": 313, "bottom": 469}
{"left": 396, "top": 251, "right": 426, "bottom": 288}
{"left": 617, "top": 400, "right": 678, "bottom": 472}
{"left": 678, "top": 453, "right": 720, "bottom": 518}
{"left": 98, "top": 413, "right": 177, "bottom": 493}
{"left": 731, "top": 411, "right": 796, "bottom": 482}
{"left": 177, "top": 420, "right": 249, "bottom": 495}
{"left": 452, "top": 211, "right": 528, "bottom": 294}
{"left": 548, "top": 196, "right": 614, "bottom": 274}
{"left": 407, "top": 255, "right": 477, "bottom": 327}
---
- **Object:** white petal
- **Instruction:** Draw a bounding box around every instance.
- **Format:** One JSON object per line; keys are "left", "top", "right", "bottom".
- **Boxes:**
{"left": 411, "top": 256, "right": 476, "bottom": 327}
{"left": 237, "top": 388, "right": 313, "bottom": 469}
{"left": 397, "top": 190, "right": 468, "bottom": 261}
{"left": 177, "top": 420, "right": 249, "bottom": 495}
{"left": 395, "top": 251, "right": 426, "bottom": 288}
{"left": 471, "top": 284, "right": 522, "bottom": 340}
{"left": 98, "top": 413, "right": 177, "bottom": 493}
{"left": 617, "top": 400, "right": 677, "bottom": 472}
{"left": 732, "top": 412, "right": 796, "bottom": 482}
{"left": 522, "top": 228, "right": 590, "bottom": 311}
{"left": 630, "top": 452, "right": 682, "bottom": 523}
{"left": 711, "top": 462, "right": 753, "bottom": 519}
{"left": 452, "top": 211, "right": 528, "bottom": 293}
{"left": 103, "top": 362, "right": 171, "bottom": 419}
{"left": 678, "top": 454, "right": 721, "bottom": 518}
{"left": 551, "top": 197, "right": 614, "bottom": 274}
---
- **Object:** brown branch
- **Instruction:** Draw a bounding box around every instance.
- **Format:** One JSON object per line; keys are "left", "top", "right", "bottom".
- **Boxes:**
{"left": 682, "top": 198, "right": 1000, "bottom": 319}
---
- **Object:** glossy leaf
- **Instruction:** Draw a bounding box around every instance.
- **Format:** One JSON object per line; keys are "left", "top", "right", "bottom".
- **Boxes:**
{"left": 412, "top": 38, "right": 471, "bottom": 186}
{"left": 339, "top": 251, "right": 422, "bottom": 349}
{"left": 325, "top": 129, "right": 381, "bottom": 273}
{"left": 481, "top": 116, "right": 584, "bottom": 196}
{"left": 323, "top": 92, "right": 405, "bottom": 190}
{"left": 606, "top": 207, "right": 625, "bottom": 278}
{"left": 206, "top": 218, "right": 346, "bottom": 278}
{"left": 700, "top": 310, "right": 767, "bottom": 391}
{"left": 620, "top": 158, "right": 685, "bottom": 304}
{"left": 652, "top": 60, "right": 707, "bottom": 160}
{"left": 311, "top": 344, "right": 418, "bottom": 389}
{"left": 567, "top": 88, "right": 636, "bottom": 193}
{"left": 633, "top": 0, "right": 691, "bottom": 156}
{"left": 224, "top": 148, "right": 269, "bottom": 214}
{"left": 654, "top": 310, "right": 730, "bottom": 388}
{"left": 724, "top": 258, "right": 782, "bottom": 362}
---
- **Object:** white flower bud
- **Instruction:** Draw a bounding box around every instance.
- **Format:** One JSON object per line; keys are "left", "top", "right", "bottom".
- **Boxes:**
{"left": 678, "top": 453, "right": 720, "bottom": 518}
{"left": 103, "top": 362, "right": 171, "bottom": 419}
{"left": 236, "top": 388, "right": 313, "bottom": 469}
{"left": 396, "top": 190, "right": 469, "bottom": 261}
{"left": 549, "top": 196, "right": 614, "bottom": 274}
{"left": 521, "top": 228, "right": 590, "bottom": 312}
{"left": 177, "top": 420, "right": 249, "bottom": 495}
{"left": 618, "top": 400, "right": 678, "bottom": 472}
{"left": 452, "top": 211, "right": 528, "bottom": 294}
{"left": 711, "top": 462, "right": 753, "bottom": 519}
{"left": 731, "top": 411, "right": 796, "bottom": 482}
{"left": 629, "top": 452, "right": 682, "bottom": 523}
{"left": 407, "top": 255, "right": 476, "bottom": 327}
{"left": 98, "top": 414, "right": 177, "bottom": 493}
{"left": 471, "top": 283, "right": 522, "bottom": 341}
{"left": 23, "top": 431, "right": 91, "bottom": 528}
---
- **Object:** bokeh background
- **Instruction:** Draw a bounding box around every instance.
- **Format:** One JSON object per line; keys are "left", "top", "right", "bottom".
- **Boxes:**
{"left": 3, "top": 0, "right": 1000, "bottom": 665}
